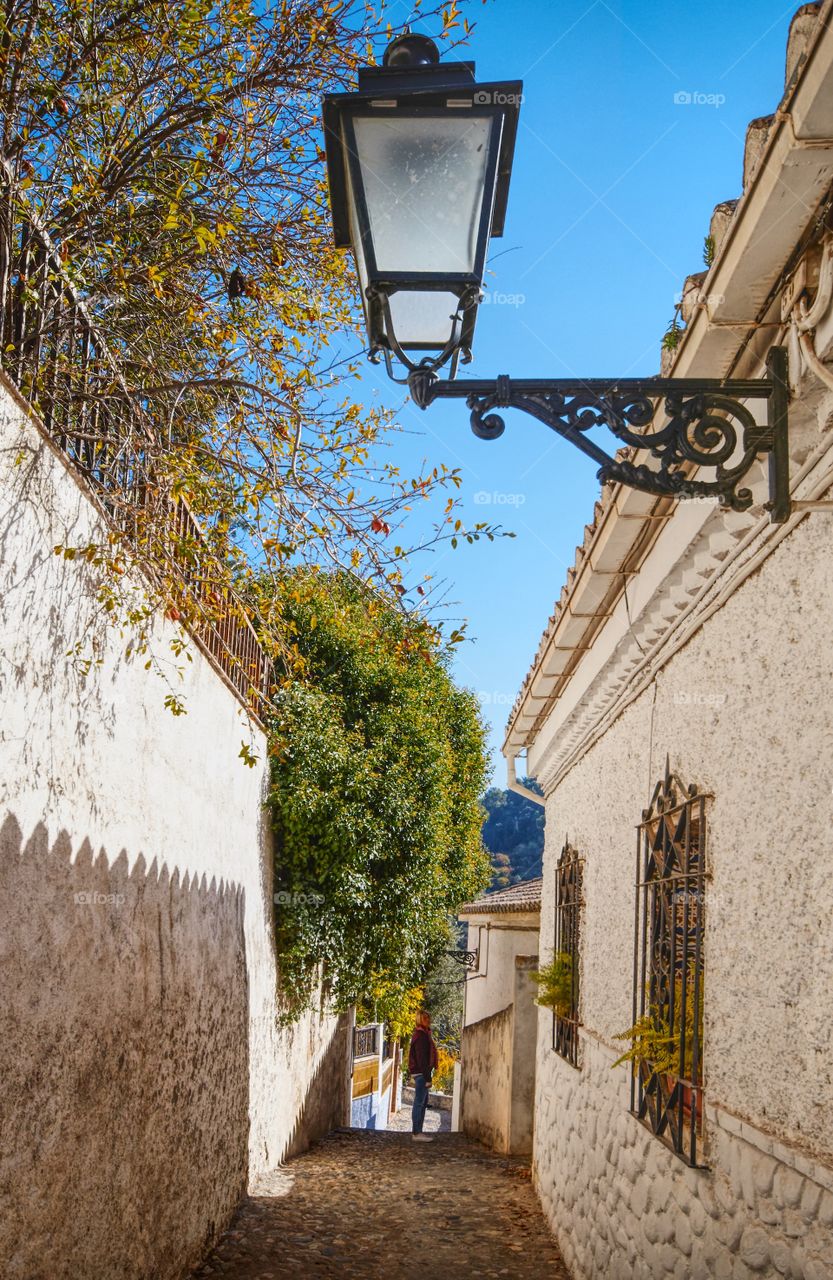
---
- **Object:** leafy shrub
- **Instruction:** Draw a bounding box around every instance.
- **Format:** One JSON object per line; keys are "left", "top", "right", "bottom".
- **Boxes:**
{"left": 266, "top": 570, "right": 491, "bottom": 1019}
{"left": 433, "top": 1047, "right": 457, "bottom": 1094}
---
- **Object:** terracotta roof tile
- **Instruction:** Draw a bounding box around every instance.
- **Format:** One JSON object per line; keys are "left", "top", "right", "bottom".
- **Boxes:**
{"left": 458, "top": 876, "right": 543, "bottom": 916}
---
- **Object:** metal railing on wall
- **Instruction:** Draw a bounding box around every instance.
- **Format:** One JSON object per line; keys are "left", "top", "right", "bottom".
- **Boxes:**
{"left": 0, "top": 171, "right": 269, "bottom": 718}
{"left": 353, "top": 1025, "right": 380, "bottom": 1060}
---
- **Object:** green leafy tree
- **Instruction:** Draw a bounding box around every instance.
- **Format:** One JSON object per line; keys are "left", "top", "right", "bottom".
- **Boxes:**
{"left": 422, "top": 920, "right": 466, "bottom": 1053}
{"left": 267, "top": 570, "right": 491, "bottom": 1018}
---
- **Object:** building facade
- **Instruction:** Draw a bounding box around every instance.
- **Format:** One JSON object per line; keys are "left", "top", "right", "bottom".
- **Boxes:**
{"left": 458, "top": 879, "right": 541, "bottom": 1154}
{"left": 503, "top": 5, "right": 833, "bottom": 1277}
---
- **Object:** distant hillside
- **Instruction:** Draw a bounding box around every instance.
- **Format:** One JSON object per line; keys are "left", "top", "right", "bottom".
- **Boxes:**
{"left": 481, "top": 781, "right": 545, "bottom": 889}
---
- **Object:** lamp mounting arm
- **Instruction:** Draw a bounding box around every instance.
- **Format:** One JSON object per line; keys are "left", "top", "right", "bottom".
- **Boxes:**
{"left": 408, "top": 346, "right": 791, "bottom": 523}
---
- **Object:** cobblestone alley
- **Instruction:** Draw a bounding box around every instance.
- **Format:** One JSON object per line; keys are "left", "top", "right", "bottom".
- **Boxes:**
{"left": 192, "top": 1129, "right": 571, "bottom": 1279}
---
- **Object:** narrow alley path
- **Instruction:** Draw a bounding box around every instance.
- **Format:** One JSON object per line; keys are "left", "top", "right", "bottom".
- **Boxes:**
{"left": 192, "top": 1129, "right": 571, "bottom": 1279}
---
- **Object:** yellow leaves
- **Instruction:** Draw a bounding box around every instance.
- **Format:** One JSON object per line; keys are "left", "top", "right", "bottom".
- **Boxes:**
{"left": 163, "top": 204, "right": 179, "bottom": 231}
{"left": 194, "top": 225, "right": 215, "bottom": 253}
{"left": 442, "top": 2, "right": 463, "bottom": 33}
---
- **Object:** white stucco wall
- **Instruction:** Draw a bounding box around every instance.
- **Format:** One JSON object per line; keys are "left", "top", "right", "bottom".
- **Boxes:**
{"left": 0, "top": 380, "right": 348, "bottom": 1279}
{"left": 462, "top": 912, "right": 540, "bottom": 1025}
{"left": 532, "top": 510, "right": 833, "bottom": 1279}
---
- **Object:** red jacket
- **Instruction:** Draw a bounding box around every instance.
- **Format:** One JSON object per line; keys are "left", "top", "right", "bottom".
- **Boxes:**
{"left": 408, "top": 1026, "right": 438, "bottom": 1078}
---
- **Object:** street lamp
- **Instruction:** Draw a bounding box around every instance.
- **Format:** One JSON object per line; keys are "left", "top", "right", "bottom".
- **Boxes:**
{"left": 323, "top": 34, "right": 791, "bottom": 523}
{"left": 323, "top": 32, "right": 521, "bottom": 379}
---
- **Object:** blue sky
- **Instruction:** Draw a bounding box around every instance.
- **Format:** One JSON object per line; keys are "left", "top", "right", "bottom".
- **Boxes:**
{"left": 337, "top": 0, "right": 797, "bottom": 781}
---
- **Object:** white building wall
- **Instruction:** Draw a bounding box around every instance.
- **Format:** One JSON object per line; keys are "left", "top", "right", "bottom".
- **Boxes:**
{"left": 0, "top": 380, "right": 348, "bottom": 1279}
{"left": 463, "top": 912, "right": 540, "bottom": 1025}
{"left": 533, "top": 511, "right": 833, "bottom": 1280}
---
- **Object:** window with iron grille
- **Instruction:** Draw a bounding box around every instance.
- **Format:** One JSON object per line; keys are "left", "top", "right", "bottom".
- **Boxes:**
{"left": 628, "top": 762, "right": 708, "bottom": 1167}
{"left": 551, "top": 840, "right": 583, "bottom": 1067}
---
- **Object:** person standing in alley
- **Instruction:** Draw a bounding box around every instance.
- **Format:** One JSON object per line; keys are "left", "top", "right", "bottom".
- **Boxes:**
{"left": 408, "top": 1010, "right": 438, "bottom": 1140}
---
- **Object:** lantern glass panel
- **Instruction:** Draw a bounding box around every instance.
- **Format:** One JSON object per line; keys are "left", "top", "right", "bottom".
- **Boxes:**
{"left": 387, "top": 290, "right": 461, "bottom": 347}
{"left": 350, "top": 114, "right": 497, "bottom": 274}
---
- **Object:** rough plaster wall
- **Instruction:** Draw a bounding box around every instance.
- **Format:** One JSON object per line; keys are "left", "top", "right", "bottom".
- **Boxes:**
{"left": 0, "top": 815, "right": 249, "bottom": 1280}
{"left": 0, "top": 384, "right": 347, "bottom": 1278}
{"left": 510, "top": 959, "right": 539, "bottom": 1156}
{"left": 463, "top": 918, "right": 540, "bottom": 1025}
{"left": 533, "top": 512, "right": 833, "bottom": 1278}
{"left": 461, "top": 1004, "right": 513, "bottom": 1152}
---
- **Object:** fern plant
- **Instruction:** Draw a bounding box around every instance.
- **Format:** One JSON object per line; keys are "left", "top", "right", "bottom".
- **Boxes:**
{"left": 534, "top": 952, "right": 574, "bottom": 1019}
{"left": 613, "top": 977, "right": 704, "bottom": 1080}
{"left": 662, "top": 309, "right": 685, "bottom": 351}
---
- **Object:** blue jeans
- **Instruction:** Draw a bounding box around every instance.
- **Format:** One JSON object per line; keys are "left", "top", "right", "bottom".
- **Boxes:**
{"left": 411, "top": 1073, "right": 429, "bottom": 1133}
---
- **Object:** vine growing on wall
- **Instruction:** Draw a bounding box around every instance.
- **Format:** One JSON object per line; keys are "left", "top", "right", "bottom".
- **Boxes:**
{"left": 265, "top": 570, "right": 491, "bottom": 1020}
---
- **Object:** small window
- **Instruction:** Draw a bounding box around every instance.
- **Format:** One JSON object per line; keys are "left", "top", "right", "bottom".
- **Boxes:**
{"left": 551, "top": 839, "right": 583, "bottom": 1067}
{"left": 628, "top": 761, "right": 708, "bottom": 1166}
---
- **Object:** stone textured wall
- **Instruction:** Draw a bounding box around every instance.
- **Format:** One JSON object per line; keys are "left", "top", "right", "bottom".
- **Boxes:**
{"left": 509, "top": 958, "right": 539, "bottom": 1156}
{"left": 0, "top": 380, "right": 348, "bottom": 1278}
{"left": 532, "top": 511, "right": 833, "bottom": 1278}
{"left": 461, "top": 1004, "right": 514, "bottom": 1152}
{"left": 535, "top": 1036, "right": 833, "bottom": 1280}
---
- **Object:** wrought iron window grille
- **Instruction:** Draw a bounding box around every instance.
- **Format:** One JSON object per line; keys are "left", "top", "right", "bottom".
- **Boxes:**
{"left": 630, "top": 760, "right": 709, "bottom": 1168}
{"left": 552, "top": 840, "right": 583, "bottom": 1069}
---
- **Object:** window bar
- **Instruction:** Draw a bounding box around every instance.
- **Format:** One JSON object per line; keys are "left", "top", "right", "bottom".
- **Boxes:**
{"left": 631, "top": 824, "right": 641, "bottom": 1115}
{"left": 631, "top": 771, "right": 708, "bottom": 1166}
{"left": 637, "top": 822, "right": 650, "bottom": 1124}
{"left": 689, "top": 794, "right": 706, "bottom": 1165}
{"left": 676, "top": 799, "right": 691, "bottom": 1157}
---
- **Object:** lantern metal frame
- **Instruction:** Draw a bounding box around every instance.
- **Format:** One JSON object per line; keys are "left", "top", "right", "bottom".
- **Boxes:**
{"left": 323, "top": 33, "right": 522, "bottom": 375}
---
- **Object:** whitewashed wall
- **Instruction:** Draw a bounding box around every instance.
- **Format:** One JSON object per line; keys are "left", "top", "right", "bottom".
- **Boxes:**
{"left": 0, "top": 379, "right": 348, "bottom": 1280}
{"left": 533, "top": 511, "right": 833, "bottom": 1280}
{"left": 463, "top": 913, "right": 540, "bottom": 1025}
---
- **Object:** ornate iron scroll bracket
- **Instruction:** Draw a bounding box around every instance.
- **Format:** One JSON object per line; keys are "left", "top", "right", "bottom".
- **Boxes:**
{"left": 408, "top": 346, "right": 791, "bottom": 523}
{"left": 444, "top": 948, "right": 478, "bottom": 969}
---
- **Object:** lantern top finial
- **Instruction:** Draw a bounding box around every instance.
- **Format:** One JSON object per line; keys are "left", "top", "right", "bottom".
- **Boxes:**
{"left": 382, "top": 32, "right": 440, "bottom": 70}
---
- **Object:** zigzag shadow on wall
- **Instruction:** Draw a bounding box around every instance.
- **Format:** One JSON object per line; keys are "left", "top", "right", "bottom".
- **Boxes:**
{"left": 0, "top": 811, "right": 249, "bottom": 1280}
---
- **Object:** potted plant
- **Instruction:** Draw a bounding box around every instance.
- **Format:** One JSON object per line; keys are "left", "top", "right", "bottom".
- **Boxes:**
{"left": 533, "top": 952, "right": 574, "bottom": 1019}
